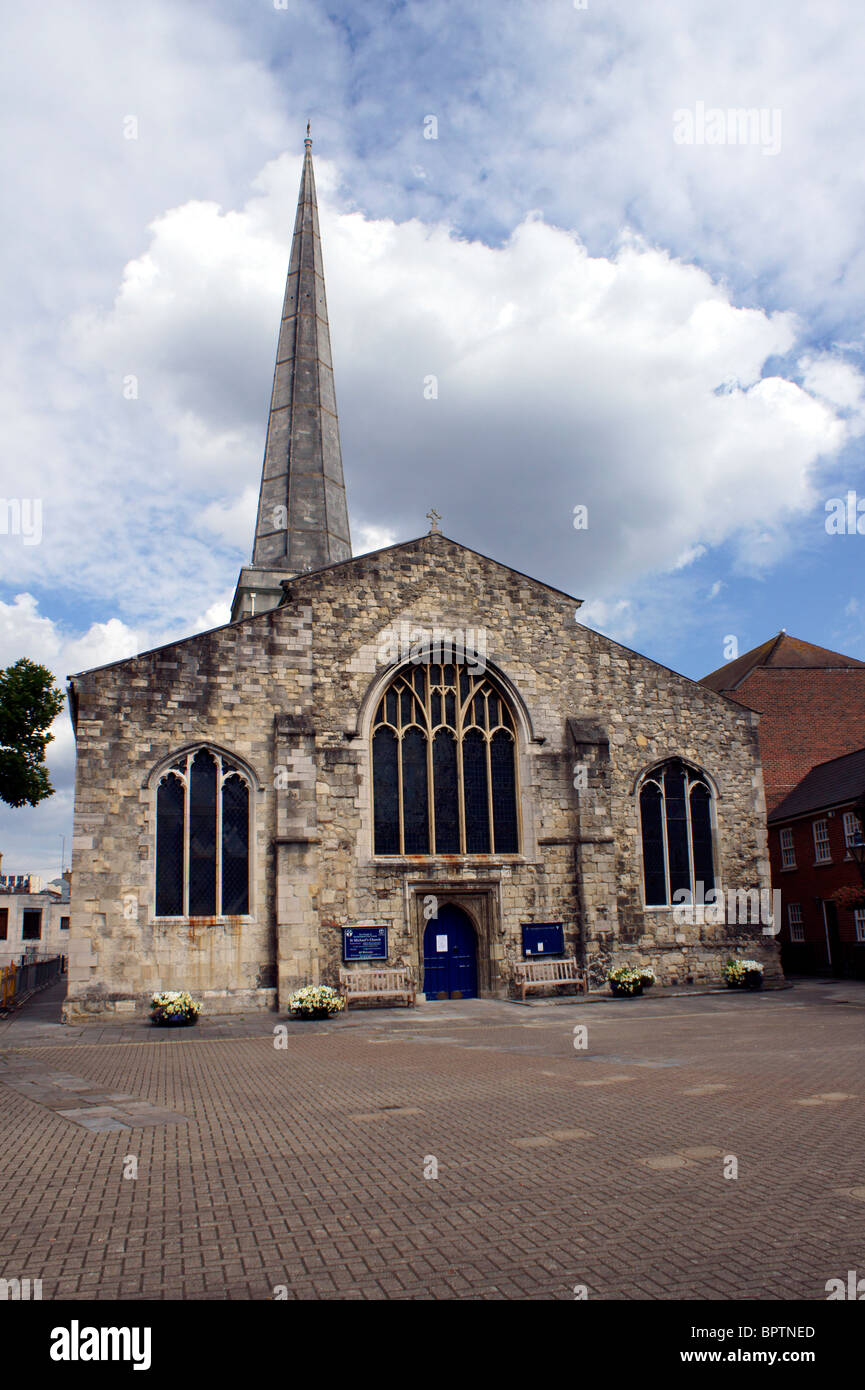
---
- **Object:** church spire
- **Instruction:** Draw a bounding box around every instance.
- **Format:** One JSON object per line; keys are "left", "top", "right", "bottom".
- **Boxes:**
{"left": 232, "top": 129, "right": 351, "bottom": 620}
{"left": 253, "top": 125, "right": 352, "bottom": 571}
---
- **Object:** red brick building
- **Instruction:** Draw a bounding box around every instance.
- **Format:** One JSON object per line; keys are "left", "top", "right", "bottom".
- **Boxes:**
{"left": 702, "top": 632, "right": 865, "bottom": 814}
{"left": 766, "top": 749, "right": 865, "bottom": 978}
{"left": 702, "top": 632, "right": 865, "bottom": 976}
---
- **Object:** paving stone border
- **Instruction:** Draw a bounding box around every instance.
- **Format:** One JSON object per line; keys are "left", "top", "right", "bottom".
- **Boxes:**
{"left": 0, "top": 1056, "right": 188, "bottom": 1130}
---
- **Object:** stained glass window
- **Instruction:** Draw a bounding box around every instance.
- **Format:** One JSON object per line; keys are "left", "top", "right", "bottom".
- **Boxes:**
{"left": 639, "top": 782, "right": 666, "bottom": 908}
{"left": 372, "top": 727, "right": 399, "bottom": 855}
{"left": 689, "top": 783, "right": 715, "bottom": 894}
{"left": 664, "top": 764, "right": 690, "bottom": 902}
{"left": 372, "top": 660, "right": 519, "bottom": 855}
{"left": 189, "top": 750, "right": 217, "bottom": 916}
{"left": 490, "top": 729, "right": 518, "bottom": 854}
{"left": 402, "top": 727, "right": 430, "bottom": 854}
{"left": 222, "top": 775, "right": 250, "bottom": 915}
{"left": 462, "top": 730, "right": 490, "bottom": 853}
{"left": 433, "top": 730, "right": 460, "bottom": 853}
{"left": 639, "top": 760, "right": 715, "bottom": 907}
{"left": 154, "top": 749, "right": 252, "bottom": 917}
{"left": 156, "top": 773, "right": 184, "bottom": 916}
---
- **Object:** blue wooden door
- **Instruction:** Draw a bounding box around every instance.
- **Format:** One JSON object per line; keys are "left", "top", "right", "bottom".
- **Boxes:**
{"left": 423, "top": 906, "right": 478, "bottom": 999}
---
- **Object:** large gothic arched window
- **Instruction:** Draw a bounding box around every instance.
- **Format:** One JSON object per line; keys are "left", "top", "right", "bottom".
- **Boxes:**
{"left": 639, "top": 759, "right": 715, "bottom": 907}
{"left": 155, "top": 748, "right": 251, "bottom": 917}
{"left": 372, "top": 662, "right": 519, "bottom": 856}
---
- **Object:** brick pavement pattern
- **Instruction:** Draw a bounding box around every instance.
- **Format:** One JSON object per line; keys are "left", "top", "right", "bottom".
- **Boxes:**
{"left": 1, "top": 980, "right": 864, "bottom": 1300}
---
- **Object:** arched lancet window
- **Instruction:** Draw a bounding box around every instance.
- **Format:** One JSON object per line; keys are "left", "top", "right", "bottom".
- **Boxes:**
{"left": 372, "top": 662, "right": 519, "bottom": 855}
{"left": 155, "top": 749, "right": 251, "bottom": 917}
{"left": 639, "top": 759, "right": 715, "bottom": 907}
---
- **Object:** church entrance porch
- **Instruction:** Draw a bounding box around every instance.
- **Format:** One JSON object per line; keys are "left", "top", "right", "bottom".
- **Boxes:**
{"left": 408, "top": 881, "right": 503, "bottom": 999}
{"left": 422, "top": 904, "right": 478, "bottom": 999}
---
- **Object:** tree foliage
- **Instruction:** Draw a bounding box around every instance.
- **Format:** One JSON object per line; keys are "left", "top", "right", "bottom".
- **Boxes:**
{"left": 0, "top": 658, "right": 65, "bottom": 808}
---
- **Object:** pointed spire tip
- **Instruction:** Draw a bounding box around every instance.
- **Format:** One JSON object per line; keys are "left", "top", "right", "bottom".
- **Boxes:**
{"left": 250, "top": 118, "right": 351, "bottom": 574}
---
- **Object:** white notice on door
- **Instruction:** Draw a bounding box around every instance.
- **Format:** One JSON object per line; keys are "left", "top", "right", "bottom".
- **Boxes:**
{"left": 436, "top": 935, "right": 448, "bottom": 952}
{"left": 537, "top": 943, "right": 544, "bottom": 951}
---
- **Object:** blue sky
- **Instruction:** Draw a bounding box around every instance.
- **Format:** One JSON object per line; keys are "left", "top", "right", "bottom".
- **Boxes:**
{"left": 1, "top": 0, "right": 864, "bottom": 876}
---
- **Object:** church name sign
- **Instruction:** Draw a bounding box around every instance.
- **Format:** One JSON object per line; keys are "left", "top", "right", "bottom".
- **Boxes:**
{"left": 342, "top": 927, "right": 389, "bottom": 962}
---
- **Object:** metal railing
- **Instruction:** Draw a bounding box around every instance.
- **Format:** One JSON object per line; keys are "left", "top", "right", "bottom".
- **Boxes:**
{"left": 0, "top": 955, "right": 66, "bottom": 1012}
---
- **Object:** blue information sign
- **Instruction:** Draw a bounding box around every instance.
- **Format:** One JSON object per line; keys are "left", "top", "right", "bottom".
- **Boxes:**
{"left": 343, "top": 927, "right": 389, "bottom": 962}
{"left": 522, "top": 923, "right": 564, "bottom": 957}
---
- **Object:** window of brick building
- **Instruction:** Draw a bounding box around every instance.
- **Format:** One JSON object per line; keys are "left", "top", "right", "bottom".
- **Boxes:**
{"left": 813, "top": 819, "right": 832, "bottom": 864}
{"left": 779, "top": 827, "right": 796, "bottom": 869}
{"left": 22, "top": 910, "right": 42, "bottom": 940}
{"left": 788, "top": 903, "right": 804, "bottom": 941}
{"left": 855, "top": 909, "right": 865, "bottom": 944}
{"left": 843, "top": 810, "right": 864, "bottom": 853}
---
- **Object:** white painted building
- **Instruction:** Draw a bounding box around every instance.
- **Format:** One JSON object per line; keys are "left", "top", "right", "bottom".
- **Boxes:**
{"left": 0, "top": 876, "right": 70, "bottom": 966}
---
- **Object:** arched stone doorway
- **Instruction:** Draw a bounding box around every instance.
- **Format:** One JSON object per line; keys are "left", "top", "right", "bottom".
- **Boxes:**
{"left": 422, "top": 904, "right": 478, "bottom": 999}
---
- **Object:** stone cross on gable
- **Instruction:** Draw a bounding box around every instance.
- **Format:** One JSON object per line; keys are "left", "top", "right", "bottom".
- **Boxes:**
{"left": 426, "top": 508, "right": 441, "bottom": 534}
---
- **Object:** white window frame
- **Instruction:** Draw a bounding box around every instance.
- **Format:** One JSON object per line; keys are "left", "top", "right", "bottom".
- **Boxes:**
{"left": 779, "top": 826, "right": 796, "bottom": 869}
{"left": 855, "top": 908, "right": 865, "bottom": 944}
{"left": 813, "top": 819, "right": 832, "bottom": 864}
{"left": 843, "top": 810, "right": 864, "bottom": 854}
{"left": 788, "top": 903, "right": 804, "bottom": 942}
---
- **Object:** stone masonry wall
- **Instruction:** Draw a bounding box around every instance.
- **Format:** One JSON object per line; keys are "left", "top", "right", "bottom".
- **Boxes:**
{"left": 64, "top": 534, "right": 781, "bottom": 1020}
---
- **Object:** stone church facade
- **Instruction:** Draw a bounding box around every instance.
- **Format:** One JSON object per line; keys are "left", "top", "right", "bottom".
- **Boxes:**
{"left": 63, "top": 135, "right": 782, "bottom": 1021}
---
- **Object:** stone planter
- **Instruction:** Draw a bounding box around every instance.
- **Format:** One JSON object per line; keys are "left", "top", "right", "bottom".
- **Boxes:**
{"left": 150, "top": 1014, "right": 198, "bottom": 1027}
{"left": 610, "top": 981, "right": 643, "bottom": 998}
{"left": 725, "top": 972, "right": 763, "bottom": 991}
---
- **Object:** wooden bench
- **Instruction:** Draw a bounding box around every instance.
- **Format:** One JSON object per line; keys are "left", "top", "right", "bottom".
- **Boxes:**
{"left": 338, "top": 966, "right": 417, "bottom": 1010}
{"left": 510, "top": 957, "right": 586, "bottom": 1002}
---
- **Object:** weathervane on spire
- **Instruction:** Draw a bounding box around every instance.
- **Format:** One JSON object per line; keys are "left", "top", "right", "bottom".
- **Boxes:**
{"left": 305, "top": 120, "right": 312, "bottom": 149}
{"left": 426, "top": 508, "right": 441, "bottom": 534}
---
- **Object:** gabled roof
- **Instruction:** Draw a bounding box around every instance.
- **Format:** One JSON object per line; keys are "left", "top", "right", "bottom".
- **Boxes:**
{"left": 68, "top": 531, "right": 584, "bottom": 681}
{"left": 277, "top": 529, "right": 585, "bottom": 605}
{"left": 768, "top": 745, "right": 865, "bottom": 823}
{"left": 701, "top": 632, "right": 865, "bottom": 693}
{"left": 68, "top": 530, "right": 758, "bottom": 728}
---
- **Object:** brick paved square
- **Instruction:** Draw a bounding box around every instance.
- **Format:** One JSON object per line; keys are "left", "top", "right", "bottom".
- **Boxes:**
{"left": 1, "top": 979, "right": 865, "bottom": 1301}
